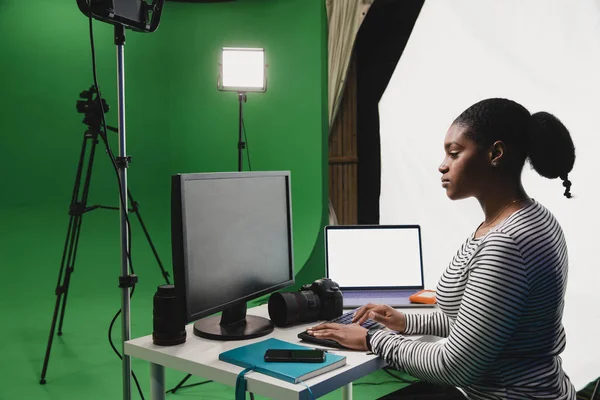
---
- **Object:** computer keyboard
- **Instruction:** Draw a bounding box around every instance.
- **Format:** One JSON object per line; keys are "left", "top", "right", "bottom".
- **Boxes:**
{"left": 297, "top": 309, "right": 385, "bottom": 349}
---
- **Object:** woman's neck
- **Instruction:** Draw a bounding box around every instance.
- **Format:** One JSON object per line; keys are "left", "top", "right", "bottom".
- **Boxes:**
{"left": 476, "top": 181, "right": 529, "bottom": 230}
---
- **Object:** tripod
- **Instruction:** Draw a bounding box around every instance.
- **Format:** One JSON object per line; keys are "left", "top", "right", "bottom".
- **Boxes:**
{"left": 39, "top": 85, "right": 170, "bottom": 385}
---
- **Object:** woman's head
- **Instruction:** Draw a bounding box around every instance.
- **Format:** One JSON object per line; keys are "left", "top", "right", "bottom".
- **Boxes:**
{"left": 439, "top": 98, "right": 575, "bottom": 199}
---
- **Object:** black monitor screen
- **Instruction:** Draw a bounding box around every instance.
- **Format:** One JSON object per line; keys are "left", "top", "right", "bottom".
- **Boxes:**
{"left": 171, "top": 171, "right": 294, "bottom": 340}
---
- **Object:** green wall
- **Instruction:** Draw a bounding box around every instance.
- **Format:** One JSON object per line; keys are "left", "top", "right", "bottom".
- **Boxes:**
{"left": 0, "top": 0, "right": 331, "bottom": 399}
{"left": 0, "top": 0, "right": 328, "bottom": 274}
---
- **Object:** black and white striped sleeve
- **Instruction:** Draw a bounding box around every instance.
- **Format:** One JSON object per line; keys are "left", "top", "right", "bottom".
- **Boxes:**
{"left": 404, "top": 312, "right": 454, "bottom": 337}
{"left": 370, "top": 232, "right": 530, "bottom": 387}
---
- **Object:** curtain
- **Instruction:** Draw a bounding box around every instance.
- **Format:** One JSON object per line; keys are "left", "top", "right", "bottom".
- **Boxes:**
{"left": 326, "top": 0, "right": 373, "bottom": 225}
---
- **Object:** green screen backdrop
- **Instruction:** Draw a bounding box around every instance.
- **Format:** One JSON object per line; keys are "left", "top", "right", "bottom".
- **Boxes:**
{"left": 0, "top": 0, "right": 341, "bottom": 399}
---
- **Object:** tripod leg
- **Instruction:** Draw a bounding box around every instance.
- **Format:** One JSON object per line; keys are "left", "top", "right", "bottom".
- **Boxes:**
{"left": 40, "top": 130, "right": 99, "bottom": 384}
{"left": 170, "top": 374, "right": 192, "bottom": 393}
{"left": 57, "top": 283, "right": 70, "bottom": 335}
{"left": 127, "top": 190, "right": 170, "bottom": 284}
{"left": 57, "top": 131, "right": 99, "bottom": 334}
{"left": 40, "top": 214, "right": 78, "bottom": 384}
{"left": 56, "top": 215, "right": 85, "bottom": 334}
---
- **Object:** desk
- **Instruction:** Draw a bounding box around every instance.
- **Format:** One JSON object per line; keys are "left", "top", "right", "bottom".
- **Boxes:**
{"left": 125, "top": 305, "right": 437, "bottom": 400}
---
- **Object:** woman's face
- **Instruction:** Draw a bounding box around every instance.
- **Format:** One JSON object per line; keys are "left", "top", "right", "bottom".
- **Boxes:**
{"left": 439, "top": 123, "right": 491, "bottom": 200}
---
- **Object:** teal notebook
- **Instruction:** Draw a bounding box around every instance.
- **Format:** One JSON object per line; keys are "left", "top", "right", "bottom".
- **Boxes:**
{"left": 219, "top": 338, "right": 346, "bottom": 384}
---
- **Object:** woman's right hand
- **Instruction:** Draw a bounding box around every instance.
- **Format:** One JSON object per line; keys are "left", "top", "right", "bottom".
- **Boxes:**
{"left": 352, "top": 303, "right": 406, "bottom": 332}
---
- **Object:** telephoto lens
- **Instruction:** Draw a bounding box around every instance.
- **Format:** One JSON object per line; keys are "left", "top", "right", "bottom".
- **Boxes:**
{"left": 268, "top": 291, "right": 321, "bottom": 327}
{"left": 268, "top": 278, "right": 343, "bottom": 327}
{"left": 152, "top": 284, "right": 186, "bottom": 346}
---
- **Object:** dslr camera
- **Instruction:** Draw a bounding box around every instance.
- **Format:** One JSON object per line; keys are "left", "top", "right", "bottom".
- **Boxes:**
{"left": 268, "top": 278, "right": 344, "bottom": 327}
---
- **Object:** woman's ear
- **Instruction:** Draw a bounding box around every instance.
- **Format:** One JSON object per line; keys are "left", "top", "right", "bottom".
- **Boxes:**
{"left": 489, "top": 141, "right": 506, "bottom": 167}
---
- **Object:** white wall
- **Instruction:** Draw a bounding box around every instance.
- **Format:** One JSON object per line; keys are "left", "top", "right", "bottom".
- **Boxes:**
{"left": 378, "top": 0, "right": 600, "bottom": 388}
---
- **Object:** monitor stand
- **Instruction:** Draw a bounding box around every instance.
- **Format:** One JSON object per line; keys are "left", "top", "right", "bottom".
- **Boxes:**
{"left": 193, "top": 302, "right": 274, "bottom": 341}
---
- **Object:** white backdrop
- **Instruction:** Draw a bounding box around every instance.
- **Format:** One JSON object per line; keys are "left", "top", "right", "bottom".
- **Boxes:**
{"left": 378, "top": 0, "right": 600, "bottom": 389}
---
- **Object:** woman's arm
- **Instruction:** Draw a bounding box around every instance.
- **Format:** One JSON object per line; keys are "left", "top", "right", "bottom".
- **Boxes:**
{"left": 403, "top": 312, "right": 454, "bottom": 337}
{"left": 370, "top": 232, "right": 529, "bottom": 387}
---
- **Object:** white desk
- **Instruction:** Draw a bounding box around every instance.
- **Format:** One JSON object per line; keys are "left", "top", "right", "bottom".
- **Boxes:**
{"left": 124, "top": 305, "right": 437, "bottom": 400}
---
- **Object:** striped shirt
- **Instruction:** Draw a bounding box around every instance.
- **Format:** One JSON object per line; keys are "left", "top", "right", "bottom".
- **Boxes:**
{"left": 370, "top": 200, "right": 576, "bottom": 399}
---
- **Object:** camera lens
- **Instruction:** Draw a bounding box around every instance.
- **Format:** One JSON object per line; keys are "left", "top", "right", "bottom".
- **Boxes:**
{"left": 268, "top": 291, "right": 321, "bottom": 327}
{"left": 152, "top": 284, "right": 186, "bottom": 346}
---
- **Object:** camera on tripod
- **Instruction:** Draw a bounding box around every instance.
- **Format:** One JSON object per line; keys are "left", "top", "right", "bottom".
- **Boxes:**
{"left": 267, "top": 278, "right": 343, "bottom": 327}
{"left": 76, "top": 86, "right": 109, "bottom": 129}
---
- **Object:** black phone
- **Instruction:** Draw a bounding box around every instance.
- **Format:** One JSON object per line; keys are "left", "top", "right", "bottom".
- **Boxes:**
{"left": 263, "top": 349, "right": 326, "bottom": 363}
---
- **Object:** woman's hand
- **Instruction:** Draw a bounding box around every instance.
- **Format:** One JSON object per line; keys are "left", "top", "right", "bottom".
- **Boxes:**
{"left": 352, "top": 303, "right": 406, "bottom": 332}
{"left": 306, "top": 323, "right": 369, "bottom": 351}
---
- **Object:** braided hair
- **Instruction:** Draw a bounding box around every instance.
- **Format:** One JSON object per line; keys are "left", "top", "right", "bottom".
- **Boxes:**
{"left": 453, "top": 98, "right": 576, "bottom": 198}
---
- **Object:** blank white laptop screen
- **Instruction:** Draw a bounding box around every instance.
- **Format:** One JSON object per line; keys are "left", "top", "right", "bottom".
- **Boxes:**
{"left": 326, "top": 226, "right": 423, "bottom": 289}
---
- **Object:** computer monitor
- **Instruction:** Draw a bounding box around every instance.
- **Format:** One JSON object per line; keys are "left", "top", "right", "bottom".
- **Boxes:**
{"left": 171, "top": 171, "right": 295, "bottom": 340}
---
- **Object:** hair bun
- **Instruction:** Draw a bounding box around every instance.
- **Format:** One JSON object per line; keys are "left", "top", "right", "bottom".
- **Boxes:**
{"left": 527, "top": 112, "right": 575, "bottom": 180}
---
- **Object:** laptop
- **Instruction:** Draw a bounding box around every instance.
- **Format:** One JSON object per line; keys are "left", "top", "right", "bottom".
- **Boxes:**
{"left": 325, "top": 225, "right": 435, "bottom": 309}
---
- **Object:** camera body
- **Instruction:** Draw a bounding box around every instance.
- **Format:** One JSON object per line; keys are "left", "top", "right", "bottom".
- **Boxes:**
{"left": 299, "top": 278, "right": 344, "bottom": 321}
{"left": 268, "top": 278, "right": 343, "bottom": 327}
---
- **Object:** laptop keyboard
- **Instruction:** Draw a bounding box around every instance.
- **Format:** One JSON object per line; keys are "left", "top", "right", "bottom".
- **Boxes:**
{"left": 297, "top": 309, "right": 385, "bottom": 349}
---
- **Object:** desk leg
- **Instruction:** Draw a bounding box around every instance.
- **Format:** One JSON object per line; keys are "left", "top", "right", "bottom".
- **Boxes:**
{"left": 150, "top": 363, "right": 166, "bottom": 400}
{"left": 342, "top": 382, "right": 352, "bottom": 400}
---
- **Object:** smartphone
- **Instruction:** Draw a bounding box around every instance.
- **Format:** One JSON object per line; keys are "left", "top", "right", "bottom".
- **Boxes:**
{"left": 263, "top": 349, "right": 325, "bottom": 363}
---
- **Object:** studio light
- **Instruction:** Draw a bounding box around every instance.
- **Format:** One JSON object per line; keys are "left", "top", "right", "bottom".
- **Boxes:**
{"left": 218, "top": 47, "right": 267, "bottom": 92}
{"left": 218, "top": 47, "right": 267, "bottom": 172}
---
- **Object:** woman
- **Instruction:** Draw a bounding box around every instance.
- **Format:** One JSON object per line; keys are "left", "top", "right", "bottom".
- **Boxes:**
{"left": 307, "top": 98, "right": 577, "bottom": 399}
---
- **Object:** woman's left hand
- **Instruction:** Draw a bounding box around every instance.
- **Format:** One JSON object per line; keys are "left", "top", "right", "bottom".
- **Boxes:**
{"left": 306, "top": 323, "right": 369, "bottom": 351}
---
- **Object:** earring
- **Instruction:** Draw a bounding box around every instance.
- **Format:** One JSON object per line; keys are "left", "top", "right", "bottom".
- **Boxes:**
{"left": 492, "top": 161, "right": 498, "bottom": 167}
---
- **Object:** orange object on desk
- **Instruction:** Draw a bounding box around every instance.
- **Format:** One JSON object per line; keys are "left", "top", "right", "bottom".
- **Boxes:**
{"left": 409, "top": 289, "right": 436, "bottom": 304}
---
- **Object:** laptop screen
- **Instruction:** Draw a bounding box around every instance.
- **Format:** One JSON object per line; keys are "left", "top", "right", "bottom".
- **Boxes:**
{"left": 325, "top": 225, "right": 424, "bottom": 290}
